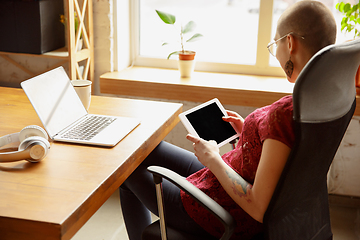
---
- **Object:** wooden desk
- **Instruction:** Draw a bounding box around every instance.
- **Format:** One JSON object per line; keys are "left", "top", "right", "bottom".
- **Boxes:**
{"left": 0, "top": 87, "right": 182, "bottom": 240}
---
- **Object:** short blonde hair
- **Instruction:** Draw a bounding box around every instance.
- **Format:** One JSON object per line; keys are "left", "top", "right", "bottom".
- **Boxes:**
{"left": 277, "top": 0, "right": 336, "bottom": 56}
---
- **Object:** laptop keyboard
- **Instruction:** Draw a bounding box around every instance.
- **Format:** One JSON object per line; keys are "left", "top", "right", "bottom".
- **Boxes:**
{"left": 61, "top": 115, "right": 116, "bottom": 141}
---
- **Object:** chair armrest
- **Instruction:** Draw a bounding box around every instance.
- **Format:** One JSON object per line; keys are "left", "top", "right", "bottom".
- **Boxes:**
{"left": 147, "top": 166, "right": 236, "bottom": 240}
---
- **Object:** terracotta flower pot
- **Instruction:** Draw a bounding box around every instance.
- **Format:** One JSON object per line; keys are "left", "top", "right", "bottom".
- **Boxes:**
{"left": 179, "top": 51, "right": 196, "bottom": 60}
{"left": 178, "top": 51, "right": 196, "bottom": 78}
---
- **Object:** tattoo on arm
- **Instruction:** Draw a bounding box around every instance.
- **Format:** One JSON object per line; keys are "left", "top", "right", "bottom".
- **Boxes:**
{"left": 225, "top": 169, "right": 253, "bottom": 202}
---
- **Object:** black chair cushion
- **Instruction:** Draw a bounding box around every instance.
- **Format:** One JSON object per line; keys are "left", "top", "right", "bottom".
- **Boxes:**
{"left": 142, "top": 220, "right": 266, "bottom": 240}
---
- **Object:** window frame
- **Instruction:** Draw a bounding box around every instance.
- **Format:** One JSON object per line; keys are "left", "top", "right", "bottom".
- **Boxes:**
{"left": 129, "top": 0, "right": 286, "bottom": 77}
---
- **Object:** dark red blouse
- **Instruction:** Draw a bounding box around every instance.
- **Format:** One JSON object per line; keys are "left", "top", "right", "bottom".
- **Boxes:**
{"left": 180, "top": 95, "right": 295, "bottom": 239}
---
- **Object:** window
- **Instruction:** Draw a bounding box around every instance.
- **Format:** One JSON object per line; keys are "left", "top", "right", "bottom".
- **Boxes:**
{"left": 123, "top": 0, "right": 353, "bottom": 76}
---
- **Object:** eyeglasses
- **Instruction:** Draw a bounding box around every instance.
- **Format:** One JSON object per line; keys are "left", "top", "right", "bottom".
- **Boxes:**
{"left": 267, "top": 32, "right": 305, "bottom": 57}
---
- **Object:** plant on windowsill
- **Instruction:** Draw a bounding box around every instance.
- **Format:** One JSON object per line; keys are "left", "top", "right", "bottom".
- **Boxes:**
{"left": 155, "top": 10, "right": 203, "bottom": 78}
{"left": 336, "top": 1, "right": 360, "bottom": 94}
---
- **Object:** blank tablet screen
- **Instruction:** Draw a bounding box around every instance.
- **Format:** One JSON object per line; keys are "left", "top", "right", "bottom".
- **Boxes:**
{"left": 185, "top": 102, "right": 237, "bottom": 144}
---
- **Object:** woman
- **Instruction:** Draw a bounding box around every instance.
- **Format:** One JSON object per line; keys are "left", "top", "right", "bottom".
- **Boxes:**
{"left": 120, "top": 1, "right": 337, "bottom": 239}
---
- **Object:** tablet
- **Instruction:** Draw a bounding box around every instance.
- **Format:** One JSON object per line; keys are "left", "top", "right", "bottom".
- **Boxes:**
{"left": 179, "top": 98, "right": 240, "bottom": 147}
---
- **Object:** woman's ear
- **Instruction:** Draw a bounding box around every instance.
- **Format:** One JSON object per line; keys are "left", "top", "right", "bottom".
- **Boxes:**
{"left": 287, "top": 34, "right": 296, "bottom": 54}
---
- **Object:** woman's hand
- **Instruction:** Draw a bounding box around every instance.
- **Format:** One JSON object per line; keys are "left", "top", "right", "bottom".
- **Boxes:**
{"left": 186, "top": 134, "right": 222, "bottom": 169}
{"left": 222, "top": 110, "right": 244, "bottom": 133}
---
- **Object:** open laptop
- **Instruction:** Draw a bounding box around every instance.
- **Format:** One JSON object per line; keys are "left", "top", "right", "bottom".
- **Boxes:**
{"left": 21, "top": 67, "right": 140, "bottom": 147}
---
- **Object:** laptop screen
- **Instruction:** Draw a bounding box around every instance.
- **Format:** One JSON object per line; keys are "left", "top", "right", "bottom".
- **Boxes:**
{"left": 21, "top": 67, "right": 87, "bottom": 138}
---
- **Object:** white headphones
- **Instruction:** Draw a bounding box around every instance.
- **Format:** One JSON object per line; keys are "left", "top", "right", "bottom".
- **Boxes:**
{"left": 0, "top": 125, "right": 50, "bottom": 163}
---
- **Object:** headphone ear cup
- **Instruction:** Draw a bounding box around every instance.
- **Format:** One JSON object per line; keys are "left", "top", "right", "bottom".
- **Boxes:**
{"left": 19, "top": 125, "right": 48, "bottom": 142}
{"left": 18, "top": 136, "right": 50, "bottom": 162}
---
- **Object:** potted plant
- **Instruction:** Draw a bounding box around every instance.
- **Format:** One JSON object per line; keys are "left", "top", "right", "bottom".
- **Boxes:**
{"left": 155, "top": 10, "right": 203, "bottom": 77}
{"left": 60, "top": 12, "right": 83, "bottom": 51}
{"left": 336, "top": 1, "right": 360, "bottom": 94}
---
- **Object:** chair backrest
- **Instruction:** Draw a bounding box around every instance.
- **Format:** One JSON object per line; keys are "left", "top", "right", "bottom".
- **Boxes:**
{"left": 263, "top": 39, "right": 360, "bottom": 240}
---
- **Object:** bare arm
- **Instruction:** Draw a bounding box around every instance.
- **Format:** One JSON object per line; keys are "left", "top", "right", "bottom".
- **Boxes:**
{"left": 186, "top": 135, "right": 291, "bottom": 223}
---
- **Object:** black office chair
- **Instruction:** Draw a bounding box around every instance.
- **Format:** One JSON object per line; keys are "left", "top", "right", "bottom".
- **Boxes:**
{"left": 142, "top": 38, "right": 360, "bottom": 240}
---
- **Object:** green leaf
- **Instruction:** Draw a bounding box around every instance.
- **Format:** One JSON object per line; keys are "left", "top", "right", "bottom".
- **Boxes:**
{"left": 338, "top": 2, "right": 345, "bottom": 12}
{"left": 167, "top": 51, "right": 180, "bottom": 59}
{"left": 353, "top": 4, "right": 358, "bottom": 12}
{"left": 186, "top": 33, "right": 203, "bottom": 43}
{"left": 336, "top": 2, "right": 340, "bottom": 11}
{"left": 161, "top": 42, "right": 169, "bottom": 46}
{"left": 341, "top": 17, "right": 347, "bottom": 25}
{"left": 182, "top": 21, "right": 196, "bottom": 34}
{"left": 341, "top": 24, "right": 346, "bottom": 31}
{"left": 155, "top": 10, "right": 176, "bottom": 25}
{"left": 344, "top": 3, "right": 351, "bottom": 13}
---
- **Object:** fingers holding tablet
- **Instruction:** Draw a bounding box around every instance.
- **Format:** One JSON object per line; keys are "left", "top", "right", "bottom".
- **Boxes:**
{"left": 179, "top": 98, "right": 241, "bottom": 147}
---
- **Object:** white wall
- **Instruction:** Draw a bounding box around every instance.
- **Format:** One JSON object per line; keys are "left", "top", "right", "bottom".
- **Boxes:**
{"left": 328, "top": 116, "right": 360, "bottom": 197}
